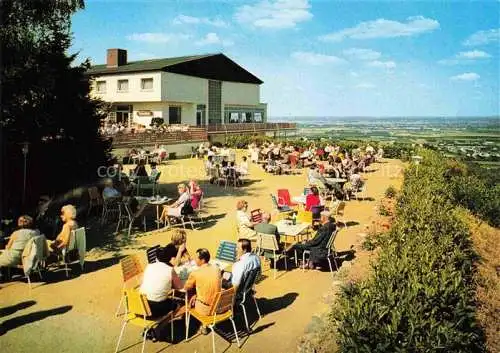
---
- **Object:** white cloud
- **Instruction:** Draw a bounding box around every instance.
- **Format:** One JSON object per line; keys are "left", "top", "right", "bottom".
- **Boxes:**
{"left": 367, "top": 60, "right": 396, "bottom": 69}
{"left": 450, "top": 72, "right": 480, "bottom": 81}
{"left": 126, "top": 32, "right": 190, "bottom": 43}
{"left": 456, "top": 50, "right": 491, "bottom": 59}
{"left": 291, "top": 51, "right": 346, "bottom": 65}
{"left": 463, "top": 28, "right": 500, "bottom": 46}
{"left": 195, "top": 33, "right": 234, "bottom": 47}
{"left": 343, "top": 48, "right": 381, "bottom": 60}
{"left": 235, "top": 0, "right": 313, "bottom": 29}
{"left": 172, "top": 14, "right": 228, "bottom": 27}
{"left": 319, "top": 16, "right": 439, "bottom": 42}
{"left": 355, "top": 82, "right": 376, "bottom": 89}
{"left": 438, "top": 50, "right": 492, "bottom": 65}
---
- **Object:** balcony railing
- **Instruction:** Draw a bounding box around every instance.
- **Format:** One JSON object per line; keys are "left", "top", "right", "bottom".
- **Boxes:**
{"left": 206, "top": 122, "right": 296, "bottom": 133}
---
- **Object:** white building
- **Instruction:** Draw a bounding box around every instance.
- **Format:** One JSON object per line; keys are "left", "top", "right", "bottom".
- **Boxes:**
{"left": 87, "top": 49, "right": 267, "bottom": 127}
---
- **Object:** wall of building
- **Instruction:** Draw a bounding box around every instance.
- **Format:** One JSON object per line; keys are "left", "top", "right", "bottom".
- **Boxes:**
{"left": 132, "top": 102, "right": 168, "bottom": 126}
{"left": 221, "top": 81, "right": 260, "bottom": 106}
{"left": 91, "top": 72, "right": 162, "bottom": 102}
{"left": 162, "top": 72, "right": 208, "bottom": 103}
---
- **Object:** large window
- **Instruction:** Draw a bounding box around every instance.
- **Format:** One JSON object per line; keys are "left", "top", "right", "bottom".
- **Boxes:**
{"left": 208, "top": 80, "right": 222, "bottom": 124}
{"left": 254, "top": 112, "right": 262, "bottom": 122}
{"left": 169, "top": 106, "right": 181, "bottom": 124}
{"left": 96, "top": 80, "right": 106, "bottom": 93}
{"left": 141, "top": 78, "right": 153, "bottom": 90}
{"left": 117, "top": 79, "right": 129, "bottom": 92}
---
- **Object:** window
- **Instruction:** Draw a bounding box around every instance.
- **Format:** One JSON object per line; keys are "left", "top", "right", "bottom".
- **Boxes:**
{"left": 229, "top": 113, "right": 239, "bottom": 123}
{"left": 96, "top": 81, "right": 106, "bottom": 93}
{"left": 169, "top": 106, "right": 181, "bottom": 124}
{"left": 254, "top": 112, "right": 262, "bottom": 122}
{"left": 141, "top": 78, "right": 153, "bottom": 90}
{"left": 208, "top": 80, "right": 222, "bottom": 124}
{"left": 117, "top": 79, "right": 129, "bottom": 92}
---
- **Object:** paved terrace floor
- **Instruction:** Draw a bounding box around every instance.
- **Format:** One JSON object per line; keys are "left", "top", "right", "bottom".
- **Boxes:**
{"left": 0, "top": 153, "right": 403, "bottom": 353}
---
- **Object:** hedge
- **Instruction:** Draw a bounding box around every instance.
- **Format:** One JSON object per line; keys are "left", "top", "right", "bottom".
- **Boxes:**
{"left": 334, "top": 150, "right": 485, "bottom": 352}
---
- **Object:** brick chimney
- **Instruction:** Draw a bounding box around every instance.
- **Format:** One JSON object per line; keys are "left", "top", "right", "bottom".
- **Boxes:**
{"left": 107, "top": 49, "right": 127, "bottom": 68}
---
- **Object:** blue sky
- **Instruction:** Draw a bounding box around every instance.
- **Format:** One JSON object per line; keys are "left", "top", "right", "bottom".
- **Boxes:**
{"left": 71, "top": 0, "right": 500, "bottom": 117}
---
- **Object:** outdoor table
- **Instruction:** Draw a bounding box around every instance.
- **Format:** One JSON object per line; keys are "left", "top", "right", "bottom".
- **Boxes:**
{"left": 175, "top": 260, "right": 232, "bottom": 286}
{"left": 134, "top": 196, "right": 172, "bottom": 230}
{"left": 292, "top": 195, "right": 306, "bottom": 205}
{"left": 274, "top": 219, "right": 310, "bottom": 243}
{"left": 325, "top": 177, "right": 347, "bottom": 185}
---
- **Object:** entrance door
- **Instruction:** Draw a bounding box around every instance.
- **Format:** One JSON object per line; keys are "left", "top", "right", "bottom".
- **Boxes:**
{"left": 196, "top": 111, "right": 203, "bottom": 126}
{"left": 116, "top": 111, "right": 129, "bottom": 125}
{"left": 169, "top": 106, "right": 181, "bottom": 124}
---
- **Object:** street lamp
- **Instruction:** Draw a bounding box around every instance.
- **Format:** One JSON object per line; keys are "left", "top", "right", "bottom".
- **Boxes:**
{"left": 21, "top": 142, "right": 29, "bottom": 206}
{"left": 412, "top": 155, "right": 422, "bottom": 176}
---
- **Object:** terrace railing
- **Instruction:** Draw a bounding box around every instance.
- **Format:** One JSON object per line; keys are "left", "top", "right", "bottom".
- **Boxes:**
{"left": 206, "top": 122, "right": 296, "bottom": 133}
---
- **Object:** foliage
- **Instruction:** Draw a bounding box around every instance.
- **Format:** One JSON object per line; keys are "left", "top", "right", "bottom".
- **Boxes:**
{"left": 384, "top": 185, "right": 397, "bottom": 199}
{"left": 334, "top": 150, "right": 485, "bottom": 352}
{"left": 1, "top": 0, "right": 111, "bottom": 215}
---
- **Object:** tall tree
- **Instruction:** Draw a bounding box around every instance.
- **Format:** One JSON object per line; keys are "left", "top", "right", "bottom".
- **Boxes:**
{"left": 0, "top": 0, "right": 111, "bottom": 216}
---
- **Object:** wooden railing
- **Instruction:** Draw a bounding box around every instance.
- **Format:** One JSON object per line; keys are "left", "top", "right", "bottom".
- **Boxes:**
{"left": 106, "top": 122, "right": 296, "bottom": 148}
{"left": 206, "top": 122, "right": 297, "bottom": 133}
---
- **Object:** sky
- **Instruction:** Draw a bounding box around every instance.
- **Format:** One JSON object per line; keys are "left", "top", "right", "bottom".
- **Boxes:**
{"left": 71, "top": 0, "right": 500, "bottom": 118}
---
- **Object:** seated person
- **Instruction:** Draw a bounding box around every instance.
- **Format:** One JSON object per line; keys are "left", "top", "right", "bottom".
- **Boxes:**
{"left": 293, "top": 212, "right": 336, "bottom": 270}
{"left": 254, "top": 212, "right": 281, "bottom": 248}
{"left": 140, "top": 247, "right": 184, "bottom": 317}
{"left": 164, "top": 229, "right": 191, "bottom": 267}
{"left": 305, "top": 186, "right": 322, "bottom": 211}
{"left": 184, "top": 249, "right": 222, "bottom": 317}
{"left": 132, "top": 160, "right": 148, "bottom": 177}
{"left": 47, "top": 205, "right": 78, "bottom": 253}
{"left": 228, "top": 238, "right": 261, "bottom": 292}
{"left": 149, "top": 162, "right": 160, "bottom": 181}
{"left": 102, "top": 179, "right": 121, "bottom": 200}
{"left": 236, "top": 200, "right": 258, "bottom": 240}
{"left": 0, "top": 216, "right": 39, "bottom": 269}
{"left": 188, "top": 180, "right": 203, "bottom": 210}
{"left": 160, "top": 184, "right": 191, "bottom": 222}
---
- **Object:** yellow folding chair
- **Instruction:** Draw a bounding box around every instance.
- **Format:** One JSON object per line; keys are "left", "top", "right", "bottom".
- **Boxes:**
{"left": 115, "top": 288, "right": 185, "bottom": 353}
{"left": 115, "top": 255, "right": 144, "bottom": 317}
{"left": 185, "top": 287, "right": 240, "bottom": 353}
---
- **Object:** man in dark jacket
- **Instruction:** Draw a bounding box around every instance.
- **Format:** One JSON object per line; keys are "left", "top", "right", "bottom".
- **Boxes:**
{"left": 293, "top": 211, "right": 336, "bottom": 269}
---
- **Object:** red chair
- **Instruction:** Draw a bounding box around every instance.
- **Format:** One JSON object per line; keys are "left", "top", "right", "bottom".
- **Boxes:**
{"left": 250, "top": 209, "right": 263, "bottom": 223}
{"left": 277, "top": 189, "right": 298, "bottom": 207}
{"left": 289, "top": 154, "right": 298, "bottom": 169}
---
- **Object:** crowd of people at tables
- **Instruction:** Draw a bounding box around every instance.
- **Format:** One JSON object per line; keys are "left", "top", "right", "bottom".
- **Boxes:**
{"left": 139, "top": 202, "right": 337, "bottom": 341}
{"left": 0, "top": 205, "right": 80, "bottom": 281}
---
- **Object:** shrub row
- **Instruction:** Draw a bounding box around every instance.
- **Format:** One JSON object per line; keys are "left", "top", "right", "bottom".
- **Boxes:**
{"left": 334, "top": 149, "right": 485, "bottom": 352}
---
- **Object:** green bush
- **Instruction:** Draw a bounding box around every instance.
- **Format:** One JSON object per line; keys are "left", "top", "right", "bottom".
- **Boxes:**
{"left": 334, "top": 150, "right": 485, "bottom": 352}
{"left": 384, "top": 185, "right": 397, "bottom": 199}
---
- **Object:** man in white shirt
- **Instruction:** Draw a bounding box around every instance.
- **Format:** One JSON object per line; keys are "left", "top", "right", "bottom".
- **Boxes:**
{"left": 231, "top": 238, "right": 261, "bottom": 288}
{"left": 140, "top": 247, "right": 183, "bottom": 316}
{"left": 238, "top": 156, "right": 249, "bottom": 175}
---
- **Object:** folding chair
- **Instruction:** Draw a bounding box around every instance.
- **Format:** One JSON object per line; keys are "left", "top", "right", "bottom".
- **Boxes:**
{"left": 301, "top": 229, "right": 339, "bottom": 277}
{"left": 250, "top": 209, "right": 263, "bottom": 223}
{"left": 256, "top": 233, "right": 289, "bottom": 279}
{"left": 102, "top": 197, "right": 121, "bottom": 224}
{"left": 332, "top": 201, "right": 347, "bottom": 228}
{"left": 236, "top": 267, "right": 262, "bottom": 333}
{"left": 88, "top": 186, "right": 103, "bottom": 215}
{"left": 116, "top": 201, "right": 146, "bottom": 237}
{"left": 277, "top": 189, "right": 298, "bottom": 208}
{"left": 58, "top": 227, "right": 86, "bottom": 278}
{"left": 270, "top": 194, "right": 293, "bottom": 221}
{"left": 185, "top": 287, "right": 240, "bottom": 353}
{"left": 212, "top": 240, "right": 237, "bottom": 270}
{"left": 115, "top": 254, "right": 144, "bottom": 317}
{"left": 6, "top": 236, "right": 45, "bottom": 291}
{"left": 146, "top": 245, "right": 160, "bottom": 264}
{"left": 115, "top": 288, "right": 185, "bottom": 353}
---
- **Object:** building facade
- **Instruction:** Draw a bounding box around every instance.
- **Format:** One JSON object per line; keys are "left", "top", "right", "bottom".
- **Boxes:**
{"left": 87, "top": 49, "right": 267, "bottom": 128}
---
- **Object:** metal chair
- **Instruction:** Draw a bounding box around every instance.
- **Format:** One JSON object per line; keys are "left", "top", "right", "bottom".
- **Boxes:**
{"left": 302, "top": 229, "right": 339, "bottom": 277}
{"left": 115, "top": 254, "right": 144, "bottom": 317}
{"left": 236, "top": 266, "right": 262, "bottom": 332}
{"left": 256, "top": 233, "right": 289, "bottom": 279}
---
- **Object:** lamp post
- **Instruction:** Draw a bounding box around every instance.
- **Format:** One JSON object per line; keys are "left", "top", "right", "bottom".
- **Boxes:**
{"left": 21, "top": 142, "right": 29, "bottom": 206}
{"left": 412, "top": 155, "right": 422, "bottom": 176}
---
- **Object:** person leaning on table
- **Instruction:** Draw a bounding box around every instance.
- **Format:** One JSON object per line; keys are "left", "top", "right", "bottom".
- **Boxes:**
{"left": 163, "top": 229, "right": 191, "bottom": 267}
